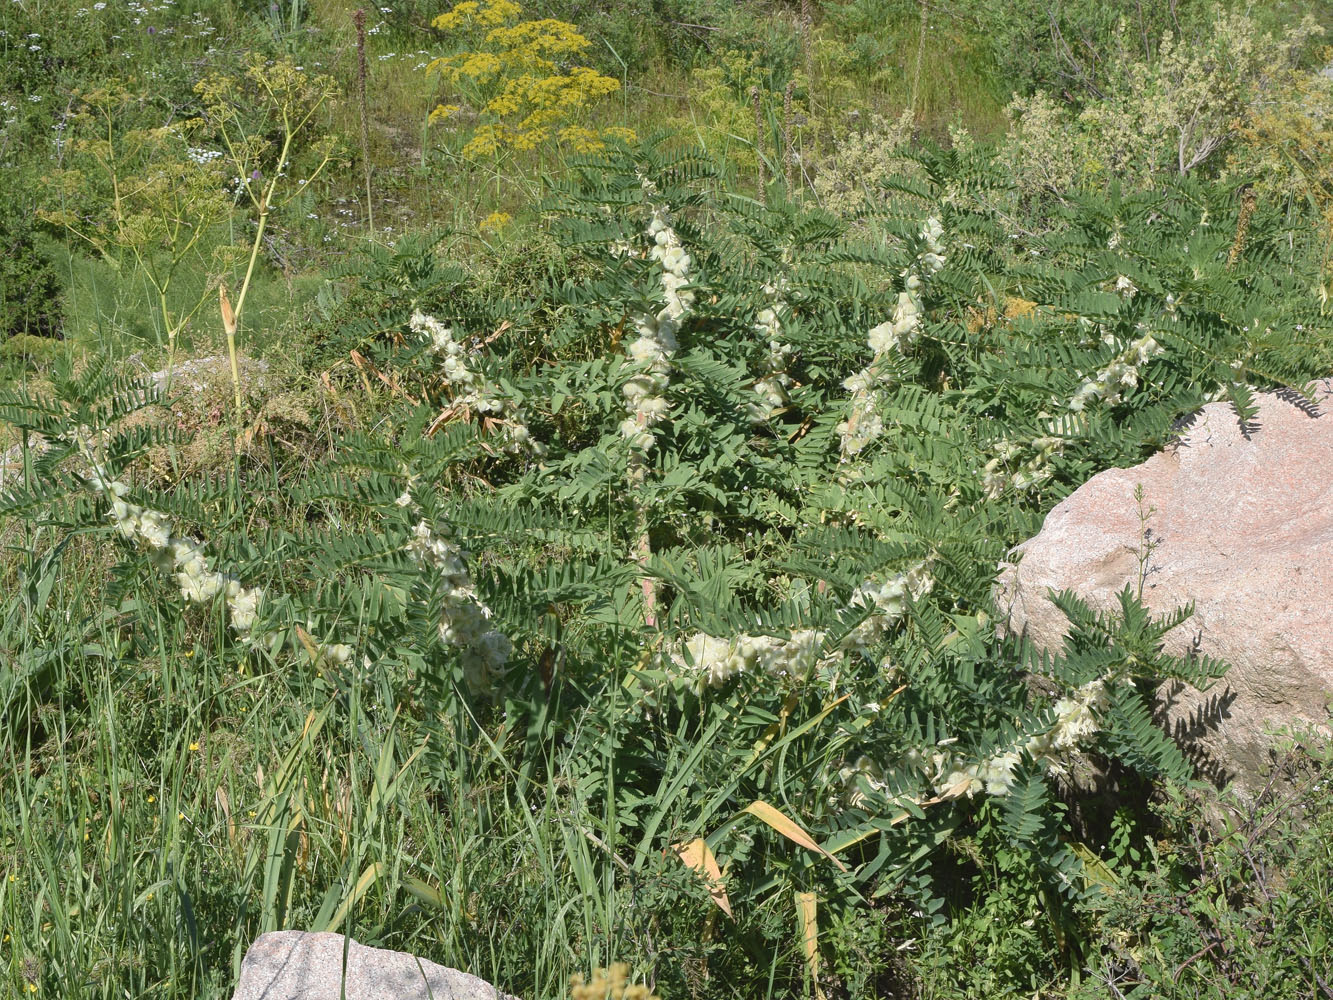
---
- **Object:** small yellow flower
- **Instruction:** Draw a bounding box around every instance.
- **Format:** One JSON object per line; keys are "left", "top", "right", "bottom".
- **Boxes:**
{"left": 479, "top": 211, "right": 512, "bottom": 233}
{"left": 177, "top": 812, "right": 185, "bottom": 820}
{"left": 189, "top": 742, "right": 200, "bottom": 751}
{"left": 147, "top": 795, "right": 156, "bottom": 804}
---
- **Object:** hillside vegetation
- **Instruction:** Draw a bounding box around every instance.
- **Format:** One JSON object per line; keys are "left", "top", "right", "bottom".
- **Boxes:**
{"left": 2, "top": 0, "right": 1333, "bottom": 997}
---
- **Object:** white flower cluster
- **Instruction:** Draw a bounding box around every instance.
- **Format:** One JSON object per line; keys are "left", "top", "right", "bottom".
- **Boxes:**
{"left": 663, "top": 563, "right": 934, "bottom": 690}
{"left": 933, "top": 741, "right": 1023, "bottom": 805}
{"left": 319, "top": 642, "right": 356, "bottom": 666}
{"left": 836, "top": 754, "right": 898, "bottom": 810}
{"left": 663, "top": 629, "right": 826, "bottom": 688}
{"left": 934, "top": 678, "right": 1109, "bottom": 799}
{"left": 933, "top": 747, "right": 1024, "bottom": 800}
{"left": 620, "top": 192, "right": 695, "bottom": 455}
{"left": 409, "top": 311, "right": 544, "bottom": 457}
{"left": 844, "top": 562, "right": 935, "bottom": 654}
{"left": 837, "top": 740, "right": 1021, "bottom": 809}
{"left": 404, "top": 516, "right": 511, "bottom": 695}
{"left": 841, "top": 676, "right": 1111, "bottom": 809}
{"left": 78, "top": 435, "right": 264, "bottom": 637}
{"left": 980, "top": 434, "right": 1065, "bottom": 499}
{"left": 113, "top": 492, "right": 264, "bottom": 633}
{"left": 867, "top": 217, "right": 945, "bottom": 355}
{"left": 1069, "top": 331, "right": 1164, "bottom": 411}
{"left": 1025, "top": 678, "right": 1108, "bottom": 773}
{"left": 747, "top": 284, "right": 794, "bottom": 424}
{"left": 837, "top": 217, "right": 945, "bottom": 458}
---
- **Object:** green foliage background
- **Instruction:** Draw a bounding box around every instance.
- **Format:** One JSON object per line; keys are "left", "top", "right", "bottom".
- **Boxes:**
{"left": 1, "top": 0, "right": 1332, "bottom": 998}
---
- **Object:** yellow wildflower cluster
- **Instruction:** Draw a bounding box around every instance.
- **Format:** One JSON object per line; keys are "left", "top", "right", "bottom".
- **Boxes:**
{"left": 426, "top": 0, "right": 631, "bottom": 156}
{"left": 431, "top": 0, "right": 518, "bottom": 30}
{"left": 569, "top": 963, "right": 658, "bottom": 1000}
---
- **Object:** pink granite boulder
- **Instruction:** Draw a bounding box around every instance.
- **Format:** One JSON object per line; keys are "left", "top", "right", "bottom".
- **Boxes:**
{"left": 995, "top": 379, "right": 1333, "bottom": 792}
{"left": 231, "top": 931, "right": 518, "bottom": 1000}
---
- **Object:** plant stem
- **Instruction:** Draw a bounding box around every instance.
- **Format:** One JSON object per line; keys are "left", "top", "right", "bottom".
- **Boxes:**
{"left": 752, "top": 86, "right": 766, "bottom": 206}
{"left": 227, "top": 126, "right": 289, "bottom": 420}
{"left": 911, "top": 0, "right": 928, "bottom": 115}
{"left": 353, "top": 9, "right": 375, "bottom": 237}
{"left": 782, "top": 80, "right": 795, "bottom": 193}
{"left": 159, "top": 288, "right": 177, "bottom": 388}
{"left": 628, "top": 453, "right": 656, "bottom": 628}
{"left": 227, "top": 205, "right": 268, "bottom": 418}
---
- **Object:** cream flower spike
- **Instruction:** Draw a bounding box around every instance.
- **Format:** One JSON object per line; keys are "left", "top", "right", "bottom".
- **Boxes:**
{"left": 620, "top": 189, "right": 695, "bottom": 456}
{"left": 397, "top": 486, "right": 512, "bottom": 695}
{"left": 78, "top": 428, "right": 264, "bottom": 639}
{"left": 409, "top": 311, "right": 545, "bottom": 457}
{"left": 839, "top": 215, "right": 946, "bottom": 459}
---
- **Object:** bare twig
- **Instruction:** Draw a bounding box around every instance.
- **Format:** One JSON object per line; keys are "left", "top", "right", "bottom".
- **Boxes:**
{"left": 1172, "top": 941, "right": 1218, "bottom": 983}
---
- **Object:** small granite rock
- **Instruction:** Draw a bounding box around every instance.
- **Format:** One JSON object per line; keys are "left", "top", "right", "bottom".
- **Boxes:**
{"left": 0, "top": 438, "right": 46, "bottom": 488}
{"left": 230, "top": 931, "right": 519, "bottom": 1000}
{"left": 995, "top": 379, "right": 1333, "bottom": 793}
{"left": 140, "top": 354, "right": 269, "bottom": 395}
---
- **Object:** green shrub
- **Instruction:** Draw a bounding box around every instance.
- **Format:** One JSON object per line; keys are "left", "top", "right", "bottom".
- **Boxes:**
{"left": 5, "top": 133, "right": 1330, "bottom": 998}
{"left": 1073, "top": 746, "right": 1333, "bottom": 999}
{"left": 0, "top": 187, "right": 64, "bottom": 341}
{"left": 958, "top": 0, "right": 1214, "bottom": 105}
{"left": 999, "top": 5, "right": 1325, "bottom": 197}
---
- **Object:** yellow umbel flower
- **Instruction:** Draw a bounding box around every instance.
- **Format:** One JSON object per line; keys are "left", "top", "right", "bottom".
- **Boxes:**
{"left": 426, "top": 1, "right": 626, "bottom": 158}
{"left": 432, "top": 0, "right": 520, "bottom": 31}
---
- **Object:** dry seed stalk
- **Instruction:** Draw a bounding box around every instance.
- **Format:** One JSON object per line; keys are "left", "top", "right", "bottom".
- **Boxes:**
{"left": 800, "top": 0, "right": 815, "bottom": 85}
